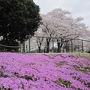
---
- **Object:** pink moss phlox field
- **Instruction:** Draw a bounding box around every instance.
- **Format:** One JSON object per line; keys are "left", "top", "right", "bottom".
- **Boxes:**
{"left": 0, "top": 53, "right": 90, "bottom": 90}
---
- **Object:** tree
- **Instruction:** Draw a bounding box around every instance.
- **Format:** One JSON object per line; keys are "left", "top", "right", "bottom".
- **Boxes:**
{"left": 0, "top": 0, "right": 41, "bottom": 51}
{"left": 38, "top": 9, "right": 90, "bottom": 53}
{"left": 40, "top": 15, "right": 56, "bottom": 53}
{"left": 34, "top": 28, "right": 45, "bottom": 53}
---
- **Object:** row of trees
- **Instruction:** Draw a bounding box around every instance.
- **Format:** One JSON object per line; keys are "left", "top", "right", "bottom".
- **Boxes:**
{"left": 34, "top": 9, "right": 90, "bottom": 53}
{"left": 0, "top": 0, "right": 90, "bottom": 52}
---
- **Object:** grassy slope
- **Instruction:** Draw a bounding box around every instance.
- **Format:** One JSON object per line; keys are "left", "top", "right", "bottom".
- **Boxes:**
{"left": 67, "top": 52, "right": 90, "bottom": 60}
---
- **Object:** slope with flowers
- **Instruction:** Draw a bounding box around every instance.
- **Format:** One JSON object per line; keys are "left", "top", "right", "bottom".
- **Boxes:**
{"left": 0, "top": 53, "right": 90, "bottom": 90}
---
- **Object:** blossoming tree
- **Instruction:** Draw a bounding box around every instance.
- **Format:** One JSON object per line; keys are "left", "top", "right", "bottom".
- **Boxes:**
{"left": 35, "top": 9, "right": 90, "bottom": 52}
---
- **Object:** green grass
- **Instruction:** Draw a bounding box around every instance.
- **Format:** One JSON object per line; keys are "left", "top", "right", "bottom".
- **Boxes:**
{"left": 68, "top": 52, "right": 90, "bottom": 60}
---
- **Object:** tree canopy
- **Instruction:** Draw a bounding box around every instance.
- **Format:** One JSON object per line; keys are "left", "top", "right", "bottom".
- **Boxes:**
{"left": 35, "top": 9, "right": 90, "bottom": 52}
{"left": 0, "top": 0, "right": 41, "bottom": 46}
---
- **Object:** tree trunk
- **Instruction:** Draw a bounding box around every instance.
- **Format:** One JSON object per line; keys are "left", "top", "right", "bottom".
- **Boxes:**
{"left": 82, "top": 40, "right": 84, "bottom": 52}
{"left": 57, "top": 42, "right": 61, "bottom": 52}
{"left": 71, "top": 40, "right": 73, "bottom": 52}
{"left": 52, "top": 39, "right": 54, "bottom": 52}
{"left": 46, "top": 39, "right": 50, "bottom": 53}
{"left": 23, "top": 42, "right": 25, "bottom": 53}
{"left": 28, "top": 35, "right": 31, "bottom": 53}
{"left": 66, "top": 41, "right": 69, "bottom": 52}
{"left": 38, "top": 46, "right": 41, "bottom": 53}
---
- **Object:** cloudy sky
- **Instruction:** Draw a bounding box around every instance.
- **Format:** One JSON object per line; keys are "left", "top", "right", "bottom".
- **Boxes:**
{"left": 34, "top": 0, "right": 90, "bottom": 29}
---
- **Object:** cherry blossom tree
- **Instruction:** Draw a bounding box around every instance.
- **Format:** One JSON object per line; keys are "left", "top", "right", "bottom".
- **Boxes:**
{"left": 35, "top": 9, "right": 90, "bottom": 53}
{"left": 34, "top": 28, "right": 45, "bottom": 53}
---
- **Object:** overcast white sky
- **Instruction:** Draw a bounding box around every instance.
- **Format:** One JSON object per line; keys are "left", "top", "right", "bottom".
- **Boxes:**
{"left": 34, "top": 0, "right": 90, "bottom": 29}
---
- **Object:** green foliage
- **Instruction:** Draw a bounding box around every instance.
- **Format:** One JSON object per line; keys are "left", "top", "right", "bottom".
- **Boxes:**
{"left": 0, "top": 39, "right": 19, "bottom": 52}
{"left": 20, "top": 75, "right": 33, "bottom": 81}
{"left": 75, "top": 66, "right": 90, "bottom": 73}
{"left": 0, "top": 0, "right": 41, "bottom": 51}
{"left": 56, "top": 61, "right": 67, "bottom": 67}
{"left": 54, "top": 78, "right": 71, "bottom": 88}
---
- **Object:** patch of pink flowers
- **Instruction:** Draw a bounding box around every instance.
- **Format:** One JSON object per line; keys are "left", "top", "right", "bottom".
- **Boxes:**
{"left": 0, "top": 52, "right": 90, "bottom": 90}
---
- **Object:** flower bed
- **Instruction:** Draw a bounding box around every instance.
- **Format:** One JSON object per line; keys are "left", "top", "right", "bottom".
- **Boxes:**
{"left": 0, "top": 52, "right": 90, "bottom": 90}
